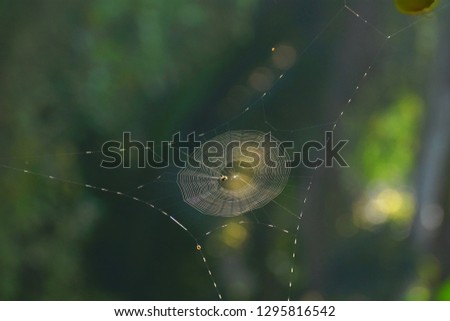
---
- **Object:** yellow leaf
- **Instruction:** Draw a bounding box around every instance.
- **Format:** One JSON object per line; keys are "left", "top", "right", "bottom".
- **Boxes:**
{"left": 395, "top": 0, "right": 440, "bottom": 15}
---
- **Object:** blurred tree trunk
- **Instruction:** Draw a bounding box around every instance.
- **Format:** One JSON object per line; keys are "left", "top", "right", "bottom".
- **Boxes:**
{"left": 411, "top": 15, "right": 450, "bottom": 266}
{"left": 301, "top": 1, "right": 380, "bottom": 297}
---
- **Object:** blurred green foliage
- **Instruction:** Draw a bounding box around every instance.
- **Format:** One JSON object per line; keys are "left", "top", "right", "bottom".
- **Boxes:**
{"left": 0, "top": 0, "right": 449, "bottom": 300}
{"left": 358, "top": 94, "right": 423, "bottom": 183}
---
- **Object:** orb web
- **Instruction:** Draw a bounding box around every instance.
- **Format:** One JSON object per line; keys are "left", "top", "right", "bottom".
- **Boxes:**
{"left": 0, "top": 0, "right": 449, "bottom": 301}
{"left": 177, "top": 130, "right": 291, "bottom": 217}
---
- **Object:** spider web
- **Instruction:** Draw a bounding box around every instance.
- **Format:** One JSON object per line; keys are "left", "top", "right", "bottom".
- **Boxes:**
{"left": 1, "top": 0, "right": 449, "bottom": 300}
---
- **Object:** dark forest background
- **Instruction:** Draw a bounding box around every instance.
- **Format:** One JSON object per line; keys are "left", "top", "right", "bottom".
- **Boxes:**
{"left": 1, "top": 0, "right": 450, "bottom": 300}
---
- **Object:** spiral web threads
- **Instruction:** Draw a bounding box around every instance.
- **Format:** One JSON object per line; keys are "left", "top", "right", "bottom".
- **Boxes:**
{"left": 177, "top": 130, "right": 291, "bottom": 217}
{"left": 1, "top": 0, "right": 450, "bottom": 300}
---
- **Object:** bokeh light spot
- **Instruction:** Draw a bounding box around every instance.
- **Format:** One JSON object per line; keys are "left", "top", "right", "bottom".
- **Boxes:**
{"left": 222, "top": 223, "right": 248, "bottom": 249}
{"left": 271, "top": 44, "right": 297, "bottom": 70}
{"left": 248, "top": 67, "right": 274, "bottom": 92}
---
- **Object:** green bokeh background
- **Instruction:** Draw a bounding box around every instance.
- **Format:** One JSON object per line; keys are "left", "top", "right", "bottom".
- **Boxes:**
{"left": 0, "top": 0, "right": 449, "bottom": 300}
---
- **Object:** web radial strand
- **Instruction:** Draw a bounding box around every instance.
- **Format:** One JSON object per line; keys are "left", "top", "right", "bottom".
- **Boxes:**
{"left": 177, "top": 130, "right": 291, "bottom": 217}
